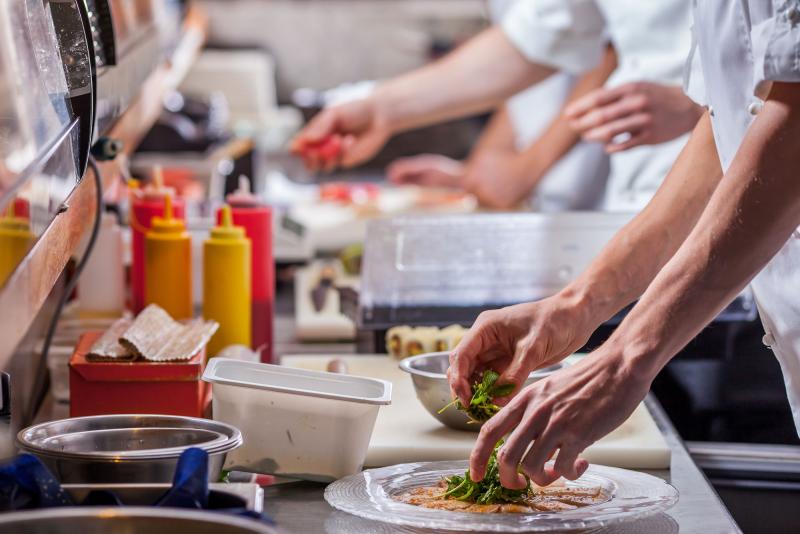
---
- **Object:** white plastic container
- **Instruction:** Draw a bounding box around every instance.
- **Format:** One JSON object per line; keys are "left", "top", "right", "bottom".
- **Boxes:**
{"left": 202, "top": 358, "right": 391, "bottom": 482}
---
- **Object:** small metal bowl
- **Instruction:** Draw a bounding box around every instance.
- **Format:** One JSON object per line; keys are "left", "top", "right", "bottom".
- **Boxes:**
{"left": 17, "top": 414, "right": 243, "bottom": 483}
{"left": 399, "top": 352, "right": 567, "bottom": 431}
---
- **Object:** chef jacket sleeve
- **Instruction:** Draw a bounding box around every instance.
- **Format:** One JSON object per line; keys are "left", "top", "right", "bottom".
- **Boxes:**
{"left": 683, "top": 24, "right": 708, "bottom": 106}
{"left": 500, "top": 0, "right": 607, "bottom": 74}
{"left": 750, "top": 3, "right": 800, "bottom": 98}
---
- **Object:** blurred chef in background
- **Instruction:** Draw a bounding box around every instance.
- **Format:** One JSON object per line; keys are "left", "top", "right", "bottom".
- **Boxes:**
{"left": 293, "top": 0, "right": 703, "bottom": 212}
{"left": 449, "top": 1, "right": 800, "bottom": 492}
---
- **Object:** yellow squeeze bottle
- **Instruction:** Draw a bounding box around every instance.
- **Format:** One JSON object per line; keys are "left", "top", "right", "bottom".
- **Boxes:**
{"left": 145, "top": 194, "right": 193, "bottom": 319}
{"left": 0, "top": 203, "right": 34, "bottom": 286}
{"left": 203, "top": 204, "right": 251, "bottom": 358}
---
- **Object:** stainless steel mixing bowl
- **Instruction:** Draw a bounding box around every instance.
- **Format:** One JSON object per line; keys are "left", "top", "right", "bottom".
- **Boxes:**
{"left": 398, "top": 351, "right": 567, "bottom": 431}
{"left": 17, "top": 414, "right": 242, "bottom": 483}
{"left": 0, "top": 507, "right": 278, "bottom": 533}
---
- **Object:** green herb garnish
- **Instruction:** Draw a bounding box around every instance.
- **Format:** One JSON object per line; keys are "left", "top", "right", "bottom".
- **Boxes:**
{"left": 438, "top": 370, "right": 515, "bottom": 424}
{"left": 442, "top": 439, "right": 530, "bottom": 504}
{"left": 438, "top": 371, "right": 530, "bottom": 505}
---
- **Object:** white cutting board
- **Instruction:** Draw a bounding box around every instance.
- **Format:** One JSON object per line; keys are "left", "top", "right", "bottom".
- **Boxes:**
{"left": 281, "top": 355, "right": 670, "bottom": 470}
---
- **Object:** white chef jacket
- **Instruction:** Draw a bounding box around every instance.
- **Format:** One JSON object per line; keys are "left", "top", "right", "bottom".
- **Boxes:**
{"left": 487, "top": 0, "right": 609, "bottom": 211}
{"left": 686, "top": 1, "right": 800, "bottom": 434}
{"left": 501, "top": 0, "right": 694, "bottom": 212}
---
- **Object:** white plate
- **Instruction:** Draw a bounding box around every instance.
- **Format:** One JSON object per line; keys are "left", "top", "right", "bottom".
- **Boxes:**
{"left": 324, "top": 461, "right": 678, "bottom": 532}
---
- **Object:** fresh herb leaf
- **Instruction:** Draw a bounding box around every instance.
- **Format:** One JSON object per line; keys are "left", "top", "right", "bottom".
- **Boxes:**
{"left": 438, "top": 373, "right": 531, "bottom": 505}
{"left": 442, "top": 439, "right": 531, "bottom": 505}
{"left": 439, "top": 370, "right": 514, "bottom": 424}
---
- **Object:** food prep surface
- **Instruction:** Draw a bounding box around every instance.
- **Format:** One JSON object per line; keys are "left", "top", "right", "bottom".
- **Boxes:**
{"left": 262, "top": 300, "right": 741, "bottom": 534}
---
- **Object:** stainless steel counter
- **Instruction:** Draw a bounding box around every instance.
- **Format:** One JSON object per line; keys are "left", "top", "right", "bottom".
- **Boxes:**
{"left": 266, "top": 294, "right": 740, "bottom": 533}
{"left": 261, "top": 395, "right": 740, "bottom": 533}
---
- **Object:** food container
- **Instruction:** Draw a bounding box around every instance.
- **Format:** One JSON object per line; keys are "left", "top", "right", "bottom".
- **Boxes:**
{"left": 0, "top": 507, "right": 277, "bottom": 534}
{"left": 399, "top": 352, "right": 567, "bottom": 431}
{"left": 69, "top": 332, "right": 210, "bottom": 418}
{"left": 17, "top": 414, "right": 242, "bottom": 483}
{"left": 202, "top": 358, "right": 392, "bottom": 482}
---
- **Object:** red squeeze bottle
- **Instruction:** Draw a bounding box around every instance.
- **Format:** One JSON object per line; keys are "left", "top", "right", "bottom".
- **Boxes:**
{"left": 130, "top": 169, "right": 186, "bottom": 314}
{"left": 218, "top": 176, "right": 274, "bottom": 362}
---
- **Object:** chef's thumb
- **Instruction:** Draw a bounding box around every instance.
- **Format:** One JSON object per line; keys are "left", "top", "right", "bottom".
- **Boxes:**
{"left": 495, "top": 360, "right": 531, "bottom": 405}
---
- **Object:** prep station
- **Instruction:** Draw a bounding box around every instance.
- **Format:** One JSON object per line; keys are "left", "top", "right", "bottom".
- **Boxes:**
{"left": 0, "top": 1, "right": 798, "bottom": 533}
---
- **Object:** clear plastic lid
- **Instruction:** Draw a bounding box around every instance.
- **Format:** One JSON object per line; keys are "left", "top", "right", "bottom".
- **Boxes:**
{"left": 359, "top": 212, "right": 756, "bottom": 328}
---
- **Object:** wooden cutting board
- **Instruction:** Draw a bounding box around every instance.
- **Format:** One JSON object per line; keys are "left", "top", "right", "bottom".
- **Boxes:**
{"left": 281, "top": 355, "right": 670, "bottom": 469}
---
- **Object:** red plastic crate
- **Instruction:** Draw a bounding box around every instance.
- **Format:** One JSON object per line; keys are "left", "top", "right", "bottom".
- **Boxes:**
{"left": 69, "top": 332, "right": 210, "bottom": 418}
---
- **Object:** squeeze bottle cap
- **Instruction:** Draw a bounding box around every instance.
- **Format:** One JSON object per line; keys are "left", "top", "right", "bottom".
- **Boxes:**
{"left": 150, "top": 194, "right": 186, "bottom": 234}
{"left": 226, "top": 175, "right": 260, "bottom": 207}
{"left": 140, "top": 166, "right": 177, "bottom": 201}
{"left": 211, "top": 205, "right": 246, "bottom": 240}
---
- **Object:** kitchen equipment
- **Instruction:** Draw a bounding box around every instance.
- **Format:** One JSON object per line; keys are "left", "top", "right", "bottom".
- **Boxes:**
{"left": 281, "top": 355, "right": 671, "bottom": 469}
{"left": 69, "top": 331, "right": 211, "bottom": 418}
{"left": 325, "top": 460, "right": 678, "bottom": 532}
{"left": 399, "top": 352, "right": 566, "bottom": 431}
{"left": 202, "top": 358, "right": 391, "bottom": 481}
{"left": 204, "top": 205, "right": 251, "bottom": 358}
{"left": 62, "top": 482, "right": 264, "bottom": 512}
{"left": 222, "top": 177, "right": 274, "bottom": 361}
{"left": 130, "top": 178, "right": 186, "bottom": 313}
{"left": 144, "top": 194, "right": 193, "bottom": 319}
{"left": 77, "top": 213, "right": 125, "bottom": 316}
{"left": 0, "top": 507, "right": 277, "bottom": 533}
{"left": 355, "top": 214, "right": 757, "bottom": 345}
{"left": 294, "top": 259, "right": 358, "bottom": 341}
{"left": 17, "top": 414, "right": 242, "bottom": 483}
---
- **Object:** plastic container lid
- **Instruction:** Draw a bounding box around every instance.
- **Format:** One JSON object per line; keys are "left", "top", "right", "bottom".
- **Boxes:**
{"left": 202, "top": 358, "right": 392, "bottom": 405}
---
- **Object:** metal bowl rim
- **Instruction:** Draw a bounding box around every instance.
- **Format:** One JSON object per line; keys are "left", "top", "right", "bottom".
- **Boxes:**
{"left": 0, "top": 506, "right": 273, "bottom": 532}
{"left": 17, "top": 414, "right": 243, "bottom": 460}
{"left": 398, "top": 351, "right": 566, "bottom": 380}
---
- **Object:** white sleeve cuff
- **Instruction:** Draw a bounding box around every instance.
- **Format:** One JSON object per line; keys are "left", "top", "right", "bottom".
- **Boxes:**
{"left": 500, "top": 0, "right": 607, "bottom": 75}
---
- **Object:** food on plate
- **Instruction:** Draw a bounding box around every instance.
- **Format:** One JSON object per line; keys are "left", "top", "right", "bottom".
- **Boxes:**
{"left": 405, "top": 326, "right": 438, "bottom": 357}
{"left": 319, "top": 182, "right": 379, "bottom": 204}
{"left": 395, "top": 440, "right": 605, "bottom": 513}
{"left": 439, "top": 370, "right": 514, "bottom": 424}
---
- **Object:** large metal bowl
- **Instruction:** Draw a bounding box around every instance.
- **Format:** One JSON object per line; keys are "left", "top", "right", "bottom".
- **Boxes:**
{"left": 0, "top": 507, "right": 277, "bottom": 533}
{"left": 399, "top": 352, "right": 567, "bottom": 431}
{"left": 17, "top": 414, "right": 243, "bottom": 483}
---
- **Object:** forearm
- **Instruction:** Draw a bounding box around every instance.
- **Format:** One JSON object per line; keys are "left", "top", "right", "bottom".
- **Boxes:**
{"left": 609, "top": 84, "right": 800, "bottom": 374}
{"left": 516, "top": 45, "right": 618, "bottom": 190}
{"left": 562, "top": 113, "right": 722, "bottom": 323}
{"left": 374, "top": 27, "right": 554, "bottom": 134}
{"left": 471, "top": 105, "right": 517, "bottom": 154}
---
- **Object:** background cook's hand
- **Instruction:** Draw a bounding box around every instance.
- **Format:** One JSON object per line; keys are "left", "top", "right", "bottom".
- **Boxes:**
{"left": 387, "top": 154, "right": 466, "bottom": 189}
{"left": 389, "top": 150, "right": 531, "bottom": 210}
{"left": 290, "top": 97, "right": 392, "bottom": 172}
{"left": 447, "top": 294, "right": 596, "bottom": 408}
{"left": 564, "top": 82, "right": 703, "bottom": 153}
{"left": 470, "top": 348, "right": 652, "bottom": 488}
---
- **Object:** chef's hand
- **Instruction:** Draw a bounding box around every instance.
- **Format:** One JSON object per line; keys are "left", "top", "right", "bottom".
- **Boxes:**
{"left": 564, "top": 82, "right": 703, "bottom": 153}
{"left": 448, "top": 294, "right": 596, "bottom": 407}
{"left": 389, "top": 151, "right": 531, "bottom": 209}
{"left": 387, "top": 154, "right": 466, "bottom": 189}
{"left": 290, "top": 97, "right": 392, "bottom": 172}
{"left": 471, "top": 347, "right": 652, "bottom": 487}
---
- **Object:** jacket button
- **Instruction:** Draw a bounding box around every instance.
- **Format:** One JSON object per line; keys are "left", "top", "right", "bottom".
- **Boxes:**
{"left": 748, "top": 101, "right": 763, "bottom": 115}
{"left": 763, "top": 332, "right": 775, "bottom": 347}
{"left": 789, "top": 7, "right": 800, "bottom": 25}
